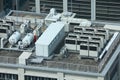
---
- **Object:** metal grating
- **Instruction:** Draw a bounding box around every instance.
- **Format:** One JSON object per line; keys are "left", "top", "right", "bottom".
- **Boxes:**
{"left": 28, "top": 0, "right": 91, "bottom": 19}
{"left": 40, "top": 0, "right": 63, "bottom": 13}
{"left": 68, "top": 0, "right": 91, "bottom": 19}
{"left": 96, "top": 0, "right": 120, "bottom": 21}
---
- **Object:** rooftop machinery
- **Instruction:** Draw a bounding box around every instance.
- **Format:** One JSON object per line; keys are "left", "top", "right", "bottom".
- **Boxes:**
{"left": 0, "top": 20, "right": 15, "bottom": 48}
{"left": 0, "top": 18, "right": 45, "bottom": 51}
{"left": 21, "top": 33, "right": 34, "bottom": 48}
{"left": 65, "top": 26, "right": 111, "bottom": 60}
{"left": 35, "top": 22, "right": 65, "bottom": 57}
{"left": 45, "top": 8, "right": 62, "bottom": 27}
{"left": 9, "top": 31, "right": 21, "bottom": 45}
{"left": 20, "top": 20, "right": 31, "bottom": 34}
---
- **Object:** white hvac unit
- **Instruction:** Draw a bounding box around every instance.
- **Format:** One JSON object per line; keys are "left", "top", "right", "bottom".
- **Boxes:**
{"left": 89, "top": 40, "right": 101, "bottom": 51}
{"left": 35, "top": 22, "right": 65, "bottom": 57}
{"left": 80, "top": 43, "right": 89, "bottom": 57}
{"left": 74, "top": 26, "right": 84, "bottom": 34}
{"left": 89, "top": 44, "right": 99, "bottom": 58}
{"left": 95, "top": 33, "right": 107, "bottom": 44}
{"left": 91, "top": 37, "right": 104, "bottom": 48}
{"left": 22, "top": 33, "right": 34, "bottom": 48}
{"left": 97, "top": 29, "right": 109, "bottom": 40}
{"left": 77, "top": 39, "right": 88, "bottom": 51}
{"left": 9, "top": 31, "right": 21, "bottom": 45}
{"left": 65, "top": 37, "right": 77, "bottom": 51}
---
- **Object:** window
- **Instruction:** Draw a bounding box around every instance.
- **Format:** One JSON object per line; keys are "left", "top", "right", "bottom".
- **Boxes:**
{"left": 0, "top": 73, "right": 18, "bottom": 80}
{"left": 25, "top": 75, "right": 57, "bottom": 80}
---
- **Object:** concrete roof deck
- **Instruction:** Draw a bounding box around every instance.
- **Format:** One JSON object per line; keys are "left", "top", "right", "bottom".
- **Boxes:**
{"left": 0, "top": 50, "right": 22, "bottom": 64}
{"left": 0, "top": 50, "right": 21, "bottom": 57}
{"left": 8, "top": 10, "right": 47, "bottom": 19}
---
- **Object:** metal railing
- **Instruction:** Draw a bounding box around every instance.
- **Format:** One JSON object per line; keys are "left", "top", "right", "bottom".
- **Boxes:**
{"left": 46, "top": 61, "right": 98, "bottom": 73}
{"left": 98, "top": 33, "right": 120, "bottom": 72}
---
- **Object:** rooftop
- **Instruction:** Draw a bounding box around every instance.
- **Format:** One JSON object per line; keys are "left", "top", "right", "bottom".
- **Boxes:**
{"left": 0, "top": 10, "right": 119, "bottom": 75}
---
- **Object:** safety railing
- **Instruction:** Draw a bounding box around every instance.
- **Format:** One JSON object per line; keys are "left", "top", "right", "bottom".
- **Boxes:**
{"left": 46, "top": 61, "right": 98, "bottom": 73}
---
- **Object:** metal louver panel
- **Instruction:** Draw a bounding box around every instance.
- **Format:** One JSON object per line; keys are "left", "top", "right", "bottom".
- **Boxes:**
{"left": 28, "top": 0, "right": 63, "bottom": 13}
{"left": 68, "top": 0, "right": 91, "bottom": 19}
{"left": 29, "top": 0, "right": 35, "bottom": 11}
{"left": 96, "top": 0, "right": 120, "bottom": 21}
{"left": 28, "top": 0, "right": 91, "bottom": 19}
{"left": 40, "top": 0, "right": 63, "bottom": 13}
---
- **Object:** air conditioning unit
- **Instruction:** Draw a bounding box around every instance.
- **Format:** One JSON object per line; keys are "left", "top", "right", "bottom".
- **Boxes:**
{"left": 91, "top": 36, "right": 104, "bottom": 48}
{"left": 97, "top": 29, "right": 109, "bottom": 40}
{"left": 80, "top": 43, "right": 89, "bottom": 57}
{"left": 89, "top": 44, "right": 99, "bottom": 58}
{"left": 89, "top": 40, "right": 101, "bottom": 52}
{"left": 65, "top": 37, "right": 77, "bottom": 51}
{"left": 95, "top": 33, "right": 107, "bottom": 44}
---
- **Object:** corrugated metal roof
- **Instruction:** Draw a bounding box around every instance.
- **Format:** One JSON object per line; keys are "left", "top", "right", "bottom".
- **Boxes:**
{"left": 36, "top": 22, "right": 65, "bottom": 45}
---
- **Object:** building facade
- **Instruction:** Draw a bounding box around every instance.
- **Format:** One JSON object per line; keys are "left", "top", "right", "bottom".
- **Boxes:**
{"left": 28, "top": 0, "right": 120, "bottom": 22}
